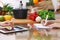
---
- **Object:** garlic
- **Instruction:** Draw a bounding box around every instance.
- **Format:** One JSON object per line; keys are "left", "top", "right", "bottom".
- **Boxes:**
{"left": 35, "top": 16, "right": 41, "bottom": 22}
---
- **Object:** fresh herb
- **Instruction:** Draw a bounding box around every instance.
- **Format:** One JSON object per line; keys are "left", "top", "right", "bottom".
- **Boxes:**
{"left": 2, "top": 4, "right": 13, "bottom": 12}
{"left": 38, "top": 10, "right": 55, "bottom": 20}
{"left": 1, "top": 4, "right": 13, "bottom": 15}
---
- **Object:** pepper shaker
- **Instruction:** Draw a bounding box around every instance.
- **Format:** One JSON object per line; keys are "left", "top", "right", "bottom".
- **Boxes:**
{"left": 19, "top": 1, "right": 23, "bottom": 9}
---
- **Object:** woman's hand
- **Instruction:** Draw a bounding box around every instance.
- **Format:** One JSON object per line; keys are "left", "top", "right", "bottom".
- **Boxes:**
{"left": 0, "top": 20, "right": 14, "bottom": 27}
{"left": 41, "top": 20, "right": 54, "bottom": 26}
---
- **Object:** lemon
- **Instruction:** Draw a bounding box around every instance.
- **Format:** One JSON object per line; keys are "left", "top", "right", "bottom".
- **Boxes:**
{"left": 4, "top": 15, "right": 12, "bottom": 21}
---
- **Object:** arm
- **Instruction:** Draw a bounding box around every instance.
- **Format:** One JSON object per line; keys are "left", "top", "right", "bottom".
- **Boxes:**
{"left": 41, "top": 19, "right": 60, "bottom": 26}
{"left": 48, "top": 19, "right": 60, "bottom": 23}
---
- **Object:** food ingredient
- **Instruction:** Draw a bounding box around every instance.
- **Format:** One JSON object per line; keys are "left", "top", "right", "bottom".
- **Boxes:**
{"left": 38, "top": 10, "right": 55, "bottom": 20}
{"left": 0, "top": 15, "right": 4, "bottom": 21}
{"left": 29, "top": 12, "right": 38, "bottom": 21}
{"left": 33, "top": 0, "right": 38, "bottom": 5}
{"left": 35, "top": 16, "right": 41, "bottom": 22}
{"left": 4, "top": 15, "right": 12, "bottom": 21}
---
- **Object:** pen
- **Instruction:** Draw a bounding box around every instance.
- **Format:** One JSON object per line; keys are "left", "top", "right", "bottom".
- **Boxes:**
{"left": 44, "top": 15, "right": 48, "bottom": 25}
{"left": 44, "top": 15, "right": 48, "bottom": 36}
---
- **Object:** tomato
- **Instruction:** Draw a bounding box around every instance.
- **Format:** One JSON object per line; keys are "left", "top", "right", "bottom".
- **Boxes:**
{"left": 29, "top": 16, "right": 35, "bottom": 21}
{"left": 40, "top": 0, "right": 44, "bottom": 2}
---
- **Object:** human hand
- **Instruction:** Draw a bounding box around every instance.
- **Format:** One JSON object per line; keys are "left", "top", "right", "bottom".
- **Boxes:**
{"left": 0, "top": 20, "right": 14, "bottom": 27}
{"left": 41, "top": 20, "right": 54, "bottom": 26}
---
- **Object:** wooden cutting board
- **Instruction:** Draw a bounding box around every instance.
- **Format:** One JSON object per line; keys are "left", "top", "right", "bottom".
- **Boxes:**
{"left": 13, "top": 18, "right": 60, "bottom": 24}
{"left": 13, "top": 18, "right": 36, "bottom": 24}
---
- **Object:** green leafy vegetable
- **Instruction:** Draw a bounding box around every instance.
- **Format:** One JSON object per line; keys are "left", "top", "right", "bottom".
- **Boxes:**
{"left": 2, "top": 4, "right": 13, "bottom": 12}
{"left": 38, "top": 10, "right": 55, "bottom": 20}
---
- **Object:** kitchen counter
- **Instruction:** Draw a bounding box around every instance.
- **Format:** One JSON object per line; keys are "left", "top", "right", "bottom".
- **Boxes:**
{"left": 16, "top": 29, "right": 60, "bottom": 40}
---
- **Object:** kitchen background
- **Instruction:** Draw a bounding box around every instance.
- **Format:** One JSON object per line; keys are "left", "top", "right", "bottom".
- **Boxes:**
{"left": 0, "top": 0, "right": 60, "bottom": 40}
{"left": 0, "top": 0, "right": 60, "bottom": 10}
{"left": 0, "top": 0, "right": 29, "bottom": 9}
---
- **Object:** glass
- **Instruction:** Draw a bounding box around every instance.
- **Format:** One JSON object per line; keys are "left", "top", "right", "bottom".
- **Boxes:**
{"left": 27, "top": 23, "right": 60, "bottom": 40}
{"left": 28, "top": 27, "right": 51, "bottom": 40}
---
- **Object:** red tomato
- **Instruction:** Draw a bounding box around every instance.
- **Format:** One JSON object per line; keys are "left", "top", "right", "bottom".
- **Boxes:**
{"left": 30, "top": 16, "right": 35, "bottom": 21}
{"left": 40, "top": 0, "right": 44, "bottom": 2}
{"left": 29, "top": 12, "right": 38, "bottom": 21}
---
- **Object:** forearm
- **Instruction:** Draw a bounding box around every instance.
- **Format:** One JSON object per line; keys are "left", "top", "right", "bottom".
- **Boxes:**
{"left": 48, "top": 19, "right": 60, "bottom": 23}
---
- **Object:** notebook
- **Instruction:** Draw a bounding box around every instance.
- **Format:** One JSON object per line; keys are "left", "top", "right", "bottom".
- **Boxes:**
{"left": 33, "top": 24, "right": 52, "bottom": 29}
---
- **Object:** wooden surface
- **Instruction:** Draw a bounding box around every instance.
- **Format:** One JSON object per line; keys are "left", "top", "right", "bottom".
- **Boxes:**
{"left": 13, "top": 18, "right": 60, "bottom": 24}
{"left": 13, "top": 18, "right": 36, "bottom": 24}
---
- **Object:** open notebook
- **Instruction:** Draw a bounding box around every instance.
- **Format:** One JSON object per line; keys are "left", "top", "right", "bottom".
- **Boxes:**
{"left": 33, "top": 24, "right": 52, "bottom": 29}
{"left": 28, "top": 24, "right": 52, "bottom": 29}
